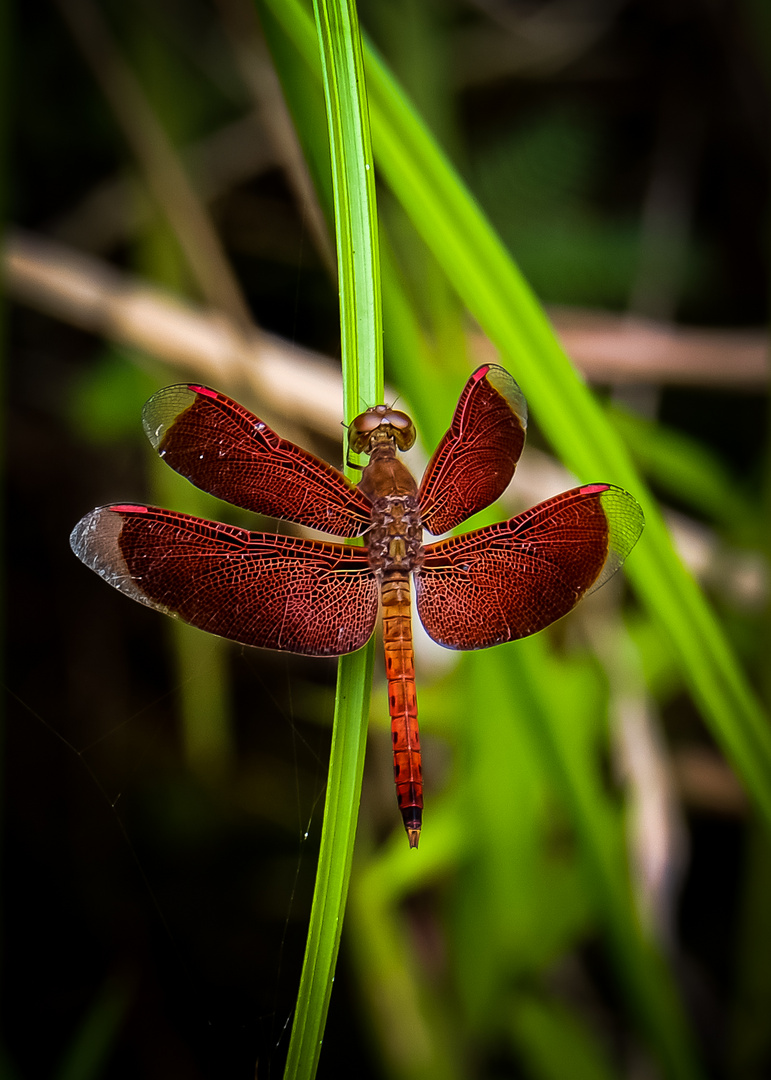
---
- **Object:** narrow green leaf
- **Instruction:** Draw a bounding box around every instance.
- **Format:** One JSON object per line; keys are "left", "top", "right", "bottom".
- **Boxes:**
{"left": 260, "top": 0, "right": 771, "bottom": 840}
{"left": 282, "top": 2, "right": 381, "bottom": 1079}
{"left": 359, "top": 40, "right": 771, "bottom": 837}
{"left": 55, "top": 974, "right": 133, "bottom": 1080}
{"left": 507, "top": 639, "right": 702, "bottom": 1080}
{"left": 508, "top": 992, "right": 619, "bottom": 1080}
{"left": 284, "top": 647, "right": 374, "bottom": 1080}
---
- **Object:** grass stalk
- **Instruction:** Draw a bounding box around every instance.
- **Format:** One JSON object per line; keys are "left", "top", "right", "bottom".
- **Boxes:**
{"left": 283, "top": 1, "right": 381, "bottom": 1077}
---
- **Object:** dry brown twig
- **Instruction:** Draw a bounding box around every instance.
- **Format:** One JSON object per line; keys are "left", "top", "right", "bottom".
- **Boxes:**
{"left": 7, "top": 228, "right": 768, "bottom": 446}
{"left": 6, "top": 226, "right": 768, "bottom": 611}
{"left": 6, "top": 228, "right": 344, "bottom": 439}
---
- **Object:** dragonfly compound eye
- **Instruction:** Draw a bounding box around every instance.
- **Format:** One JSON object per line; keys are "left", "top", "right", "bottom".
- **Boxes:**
{"left": 349, "top": 407, "right": 416, "bottom": 453}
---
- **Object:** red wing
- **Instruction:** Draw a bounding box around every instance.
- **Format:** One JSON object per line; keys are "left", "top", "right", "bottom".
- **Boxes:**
{"left": 415, "top": 485, "right": 643, "bottom": 649}
{"left": 70, "top": 505, "right": 378, "bottom": 656}
{"left": 417, "top": 365, "right": 527, "bottom": 535}
{"left": 143, "top": 384, "right": 373, "bottom": 537}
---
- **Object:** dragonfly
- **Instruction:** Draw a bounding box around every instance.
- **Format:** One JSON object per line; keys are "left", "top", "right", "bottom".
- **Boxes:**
{"left": 71, "top": 365, "right": 643, "bottom": 848}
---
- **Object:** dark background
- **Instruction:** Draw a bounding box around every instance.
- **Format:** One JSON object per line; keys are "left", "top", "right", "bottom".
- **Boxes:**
{"left": 5, "top": 1, "right": 769, "bottom": 1077}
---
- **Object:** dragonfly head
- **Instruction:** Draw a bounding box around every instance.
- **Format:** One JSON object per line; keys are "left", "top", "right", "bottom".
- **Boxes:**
{"left": 348, "top": 405, "right": 416, "bottom": 455}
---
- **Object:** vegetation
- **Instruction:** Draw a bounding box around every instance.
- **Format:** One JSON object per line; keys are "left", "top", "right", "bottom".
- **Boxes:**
{"left": 4, "top": 1, "right": 769, "bottom": 1078}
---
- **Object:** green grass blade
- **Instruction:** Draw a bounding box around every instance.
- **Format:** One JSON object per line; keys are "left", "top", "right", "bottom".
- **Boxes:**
{"left": 257, "top": 5, "right": 762, "bottom": 1077}
{"left": 282, "top": 1, "right": 380, "bottom": 1078}
{"left": 55, "top": 974, "right": 133, "bottom": 1080}
{"left": 359, "top": 43, "right": 771, "bottom": 831}
{"left": 505, "top": 641, "right": 702, "bottom": 1080}
{"left": 265, "top": 0, "right": 771, "bottom": 831}
{"left": 314, "top": 1, "right": 381, "bottom": 412}
{"left": 284, "top": 649, "right": 374, "bottom": 1080}
{"left": 507, "top": 993, "right": 619, "bottom": 1080}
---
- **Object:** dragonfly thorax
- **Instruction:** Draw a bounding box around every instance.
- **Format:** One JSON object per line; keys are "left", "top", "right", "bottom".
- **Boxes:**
{"left": 355, "top": 433, "right": 423, "bottom": 574}
{"left": 366, "top": 494, "right": 424, "bottom": 574}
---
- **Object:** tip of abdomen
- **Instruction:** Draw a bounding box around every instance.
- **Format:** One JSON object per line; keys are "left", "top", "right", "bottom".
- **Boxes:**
{"left": 403, "top": 808, "right": 422, "bottom": 849}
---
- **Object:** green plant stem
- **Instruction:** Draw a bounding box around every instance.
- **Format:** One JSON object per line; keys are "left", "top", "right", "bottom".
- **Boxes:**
{"left": 261, "top": 0, "right": 771, "bottom": 842}
{"left": 283, "top": 1, "right": 381, "bottom": 1078}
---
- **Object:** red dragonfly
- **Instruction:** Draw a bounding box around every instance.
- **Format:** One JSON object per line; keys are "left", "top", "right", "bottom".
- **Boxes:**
{"left": 71, "top": 365, "right": 643, "bottom": 847}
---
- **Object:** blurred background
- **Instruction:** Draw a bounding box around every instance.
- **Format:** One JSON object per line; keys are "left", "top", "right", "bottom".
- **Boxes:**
{"left": 4, "top": 0, "right": 769, "bottom": 1078}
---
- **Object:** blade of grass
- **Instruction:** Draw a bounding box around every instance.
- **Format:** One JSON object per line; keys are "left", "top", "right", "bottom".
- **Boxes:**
{"left": 507, "top": 992, "right": 619, "bottom": 1080}
{"left": 348, "top": 809, "right": 467, "bottom": 1080}
{"left": 285, "top": 648, "right": 374, "bottom": 1080}
{"left": 260, "top": 0, "right": 771, "bottom": 840}
{"left": 283, "top": 1, "right": 381, "bottom": 1078}
{"left": 55, "top": 973, "right": 134, "bottom": 1080}
{"left": 258, "top": 6, "right": 703, "bottom": 1077}
{"left": 503, "top": 640, "right": 702, "bottom": 1080}
{"left": 362, "top": 40, "right": 771, "bottom": 831}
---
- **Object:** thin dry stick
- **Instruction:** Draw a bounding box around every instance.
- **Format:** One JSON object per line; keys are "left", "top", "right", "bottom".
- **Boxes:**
{"left": 471, "top": 313, "right": 769, "bottom": 388}
{"left": 54, "top": 0, "right": 253, "bottom": 327}
{"left": 7, "top": 227, "right": 767, "bottom": 607}
{"left": 8, "top": 227, "right": 767, "bottom": 404}
{"left": 6, "top": 228, "right": 343, "bottom": 438}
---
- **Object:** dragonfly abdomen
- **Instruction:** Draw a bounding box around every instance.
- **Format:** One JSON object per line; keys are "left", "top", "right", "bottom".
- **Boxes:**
{"left": 381, "top": 572, "right": 422, "bottom": 848}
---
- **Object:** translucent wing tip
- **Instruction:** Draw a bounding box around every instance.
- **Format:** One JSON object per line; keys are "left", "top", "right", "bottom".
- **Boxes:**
{"left": 70, "top": 506, "right": 123, "bottom": 574}
{"left": 141, "top": 384, "right": 200, "bottom": 452}
{"left": 587, "top": 485, "right": 645, "bottom": 595}
{"left": 70, "top": 505, "right": 157, "bottom": 610}
{"left": 476, "top": 363, "right": 528, "bottom": 430}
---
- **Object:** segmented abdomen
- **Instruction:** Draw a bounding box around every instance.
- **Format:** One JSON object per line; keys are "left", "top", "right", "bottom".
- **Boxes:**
{"left": 381, "top": 572, "right": 422, "bottom": 848}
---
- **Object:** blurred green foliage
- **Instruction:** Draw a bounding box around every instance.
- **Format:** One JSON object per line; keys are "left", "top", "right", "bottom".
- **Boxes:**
{"left": 5, "top": 1, "right": 769, "bottom": 1080}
